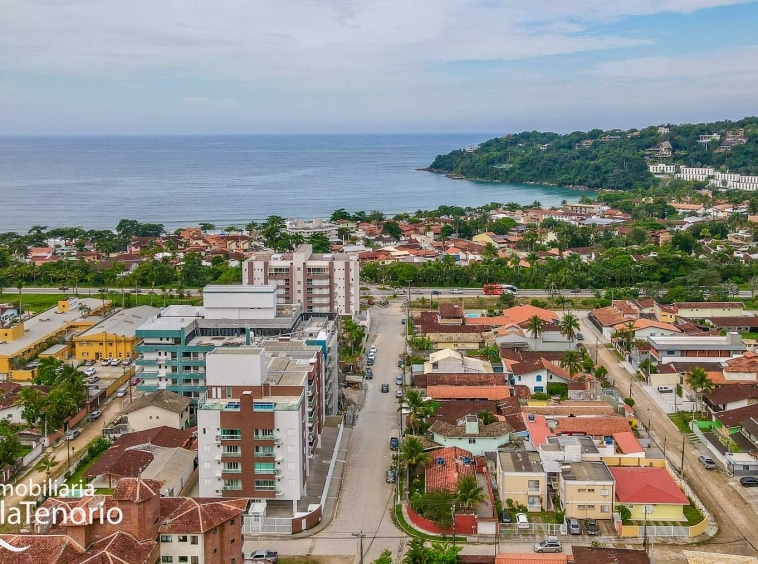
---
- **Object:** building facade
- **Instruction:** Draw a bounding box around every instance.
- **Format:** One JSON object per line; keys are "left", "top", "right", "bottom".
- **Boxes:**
{"left": 243, "top": 244, "right": 360, "bottom": 317}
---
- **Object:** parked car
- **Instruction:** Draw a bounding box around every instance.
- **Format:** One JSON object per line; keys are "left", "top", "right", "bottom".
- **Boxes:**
{"left": 740, "top": 476, "right": 758, "bottom": 487}
{"left": 84, "top": 367, "right": 97, "bottom": 377}
{"left": 369, "top": 344, "right": 377, "bottom": 354}
{"left": 386, "top": 470, "right": 396, "bottom": 483}
{"left": 395, "top": 389, "right": 403, "bottom": 398}
{"left": 397, "top": 358, "right": 404, "bottom": 367}
{"left": 576, "top": 333, "right": 584, "bottom": 341}
{"left": 395, "top": 375, "right": 403, "bottom": 386}
{"left": 365, "top": 368, "right": 373, "bottom": 380}
{"left": 86, "top": 359, "right": 96, "bottom": 366}
{"left": 381, "top": 384, "right": 390, "bottom": 393}
{"left": 698, "top": 454, "right": 717, "bottom": 469}
{"left": 100, "top": 358, "right": 111, "bottom": 366}
{"left": 87, "top": 410, "right": 102, "bottom": 422}
{"left": 116, "top": 387, "right": 128, "bottom": 398}
{"left": 65, "top": 429, "right": 81, "bottom": 441}
{"left": 585, "top": 519, "right": 599, "bottom": 535}
{"left": 390, "top": 437, "right": 399, "bottom": 450}
{"left": 533, "top": 537, "right": 562, "bottom": 553}
{"left": 657, "top": 386, "right": 674, "bottom": 394}
{"left": 122, "top": 357, "right": 132, "bottom": 366}
{"left": 450, "top": 288, "right": 463, "bottom": 294}
{"left": 500, "top": 510, "right": 512, "bottom": 523}
{"left": 401, "top": 319, "right": 406, "bottom": 325}
{"left": 566, "top": 517, "right": 581, "bottom": 535}
{"left": 244, "top": 550, "right": 279, "bottom": 562}
{"left": 86, "top": 375, "right": 100, "bottom": 384}
{"left": 516, "top": 512, "right": 530, "bottom": 529}
{"left": 111, "top": 358, "right": 122, "bottom": 366}
{"left": 131, "top": 377, "right": 143, "bottom": 386}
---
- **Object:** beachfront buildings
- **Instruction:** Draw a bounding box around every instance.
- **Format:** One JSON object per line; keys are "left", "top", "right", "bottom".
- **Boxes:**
{"left": 196, "top": 345, "right": 324, "bottom": 507}
{"left": 135, "top": 284, "right": 339, "bottom": 415}
{"left": 243, "top": 243, "right": 360, "bottom": 318}
{"left": 72, "top": 305, "right": 159, "bottom": 362}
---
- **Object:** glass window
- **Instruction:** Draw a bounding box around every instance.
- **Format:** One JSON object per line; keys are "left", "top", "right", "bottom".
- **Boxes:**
{"left": 160, "top": 535, "right": 172, "bottom": 543}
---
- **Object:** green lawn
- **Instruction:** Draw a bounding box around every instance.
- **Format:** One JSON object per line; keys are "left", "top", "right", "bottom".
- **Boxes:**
{"left": 5, "top": 293, "right": 67, "bottom": 314}
{"left": 392, "top": 504, "right": 467, "bottom": 543}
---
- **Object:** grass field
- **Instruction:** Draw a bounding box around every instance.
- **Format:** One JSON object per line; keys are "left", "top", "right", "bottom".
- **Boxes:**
{"left": 3, "top": 292, "right": 203, "bottom": 315}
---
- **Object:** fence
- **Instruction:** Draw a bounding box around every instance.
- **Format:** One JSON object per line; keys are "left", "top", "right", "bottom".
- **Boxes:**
{"left": 243, "top": 516, "right": 293, "bottom": 535}
{"left": 21, "top": 442, "right": 44, "bottom": 467}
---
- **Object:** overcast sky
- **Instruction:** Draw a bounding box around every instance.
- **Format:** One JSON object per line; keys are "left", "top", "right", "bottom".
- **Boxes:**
{"left": 1, "top": 0, "right": 757, "bottom": 135}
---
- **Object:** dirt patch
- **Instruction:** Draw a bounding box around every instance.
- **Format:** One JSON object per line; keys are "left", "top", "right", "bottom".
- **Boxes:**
{"left": 342, "top": 386, "right": 365, "bottom": 411}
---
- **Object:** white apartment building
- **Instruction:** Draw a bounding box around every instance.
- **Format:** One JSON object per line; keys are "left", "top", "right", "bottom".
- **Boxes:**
{"left": 285, "top": 219, "right": 340, "bottom": 240}
{"left": 196, "top": 345, "right": 324, "bottom": 514}
{"left": 243, "top": 244, "right": 360, "bottom": 317}
{"left": 676, "top": 167, "right": 715, "bottom": 182}
{"left": 648, "top": 163, "right": 677, "bottom": 176}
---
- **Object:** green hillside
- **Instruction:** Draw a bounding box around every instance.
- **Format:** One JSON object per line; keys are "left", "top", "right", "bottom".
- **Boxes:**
{"left": 428, "top": 117, "right": 758, "bottom": 190}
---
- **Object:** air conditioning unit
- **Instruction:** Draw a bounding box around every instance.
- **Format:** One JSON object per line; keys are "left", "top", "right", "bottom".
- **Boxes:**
{"left": 275, "top": 490, "right": 283, "bottom": 496}
{"left": 275, "top": 469, "right": 282, "bottom": 477}
{"left": 275, "top": 455, "right": 283, "bottom": 462}
{"left": 274, "top": 438, "right": 282, "bottom": 446}
{"left": 214, "top": 435, "right": 221, "bottom": 443}
{"left": 215, "top": 472, "right": 222, "bottom": 478}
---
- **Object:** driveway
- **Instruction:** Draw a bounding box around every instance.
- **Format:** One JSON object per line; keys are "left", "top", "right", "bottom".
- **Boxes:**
{"left": 580, "top": 317, "right": 758, "bottom": 561}
{"left": 243, "top": 302, "right": 409, "bottom": 562}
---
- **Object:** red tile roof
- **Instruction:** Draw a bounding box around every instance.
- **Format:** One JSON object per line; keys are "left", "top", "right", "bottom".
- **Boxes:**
{"left": 112, "top": 478, "right": 164, "bottom": 503}
{"left": 427, "top": 385, "right": 510, "bottom": 401}
{"left": 414, "top": 373, "right": 508, "bottom": 388}
{"left": 115, "top": 426, "right": 194, "bottom": 449}
{"left": 705, "top": 383, "right": 758, "bottom": 405}
{"left": 555, "top": 416, "right": 632, "bottom": 436}
{"left": 714, "top": 402, "right": 758, "bottom": 428}
{"left": 571, "top": 546, "right": 650, "bottom": 564}
{"left": 159, "top": 497, "right": 248, "bottom": 534}
{"left": 613, "top": 431, "right": 644, "bottom": 454}
{"left": 425, "top": 446, "right": 475, "bottom": 493}
{"left": 67, "top": 531, "right": 157, "bottom": 564}
{"left": 0, "top": 535, "right": 84, "bottom": 564}
{"left": 609, "top": 467, "right": 688, "bottom": 505}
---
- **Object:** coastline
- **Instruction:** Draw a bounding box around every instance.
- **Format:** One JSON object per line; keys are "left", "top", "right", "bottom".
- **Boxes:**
{"left": 417, "top": 167, "right": 597, "bottom": 192}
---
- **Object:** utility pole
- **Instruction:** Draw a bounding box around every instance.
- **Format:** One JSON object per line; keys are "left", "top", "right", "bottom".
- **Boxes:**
{"left": 681, "top": 433, "right": 686, "bottom": 479}
{"left": 352, "top": 531, "right": 365, "bottom": 564}
{"left": 452, "top": 503, "right": 457, "bottom": 546}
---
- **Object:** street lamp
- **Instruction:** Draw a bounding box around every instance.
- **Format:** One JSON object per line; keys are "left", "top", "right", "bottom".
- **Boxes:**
{"left": 351, "top": 531, "right": 365, "bottom": 564}
{"left": 643, "top": 505, "right": 652, "bottom": 553}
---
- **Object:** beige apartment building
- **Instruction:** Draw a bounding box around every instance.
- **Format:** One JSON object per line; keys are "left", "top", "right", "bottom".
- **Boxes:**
{"left": 496, "top": 451, "right": 547, "bottom": 512}
{"left": 557, "top": 461, "right": 615, "bottom": 520}
{"left": 242, "top": 244, "right": 360, "bottom": 317}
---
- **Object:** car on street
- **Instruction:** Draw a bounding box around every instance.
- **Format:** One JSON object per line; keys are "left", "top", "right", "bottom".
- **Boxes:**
{"left": 698, "top": 454, "right": 717, "bottom": 469}
{"left": 397, "top": 358, "right": 403, "bottom": 367}
{"left": 369, "top": 344, "right": 377, "bottom": 354}
{"left": 395, "top": 389, "right": 403, "bottom": 398}
{"left": 65, "top": 429, "right": 81, "bottom": 441}
{"left": 390, "top": 437, "right": 399, "bottom": 450}
{"left": 98, "top": 287, "right": 108, "bottom": 293}
{"left": 244, "top": 550, "right": 279, "bottom": 562}
{"left": 87, "top": 410, "right": 102, "bottom": 422}
{"left": 116, "top": 387, "right": 128, "bottom": 398}
{"left": 585, "top": 519, "right": 599, "bottom": 535}
{"left": 431, "top": 290, "right": 441, "bottom": 295}
{"left": 366, "top": 357, "right": 374, "bottom": 366}
{"left": 450, "top": 288, "right": 463, "bottom": 294}
{"left": 740, "top": 476, "right": 758, "bottom": 487}
{"left": 533, "top": 537, "right": 562, "bottom": 553}
{"left": 401, "top": 319, "right": 406, "bottom": 325}
{"left": 365, "top": 368, "right": 373, "bottom": 379}
{"left": 381, "top": 384, "right": 389, "bottom": 393}
{"left": 84, "top": 367, "right": 97, "bottom": 377}
{"left": 58, "top": 286, "right": 69, "bottom": 291}
{"left": 395, "top": 376, "right": 403, "bottom": 386}
{"left": 576, "top": 333, "right": 584, "bottom": 341}
{"left": 100, "top": 358, "right": 111, "bottom": 366}
{"left": 412, "top": 289, "right": 423, "bottom": 294}
{"left": 386, "top": 470, "right": 396, "bottom": 483}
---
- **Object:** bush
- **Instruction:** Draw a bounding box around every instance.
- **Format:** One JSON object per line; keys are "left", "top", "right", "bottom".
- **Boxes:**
{"left": 531, "top": 392, "right": 549, "bottom": 401}
{"left": 530, "top": 299, "right": 548, "bottom": 308}
{"left": 624, "top": 397, "right": 635, "bottom": 407}
{"left": 546, "top": 383, "right": 568, "bottom": 399}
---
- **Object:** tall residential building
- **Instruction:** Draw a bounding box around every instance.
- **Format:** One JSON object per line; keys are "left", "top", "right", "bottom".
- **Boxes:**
{"left": 242, "top": 244, "right": 360, "bottom": 317}
{"left": 197, "top": 344, "right": 324, "bottom": 511}
{"left": 135, "top": 284, "right": 339, "bottom": 415}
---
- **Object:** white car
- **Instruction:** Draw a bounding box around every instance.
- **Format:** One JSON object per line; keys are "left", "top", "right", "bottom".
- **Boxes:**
{"left": 84, "top": 367, "right": 97, "bottom": 377}
{"left": 100, "top": 358, "right": 111, "bottom": 366}
{"left": 450, "top": 288, "right": 463, "bottom": 294}
{"left": 111, "top": 358, "right": 122, "bottom": 366}
{"left": 369, "top": 345, "right": 377, "bottom": 354}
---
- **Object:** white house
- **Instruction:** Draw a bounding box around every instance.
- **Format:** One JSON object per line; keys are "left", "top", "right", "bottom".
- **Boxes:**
{"left": 507, "top": 357, "right": 578, "bottom": 394}
{"left": 428, "top": 415, "right": 512, "bottom": 456}
{"left": 122, "top": 390, "right": 192, "bottom": 432}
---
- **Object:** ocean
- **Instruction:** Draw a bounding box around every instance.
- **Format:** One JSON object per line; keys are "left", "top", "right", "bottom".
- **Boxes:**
{"left": 0, "top": 134, "right": 584, "bottom": 232}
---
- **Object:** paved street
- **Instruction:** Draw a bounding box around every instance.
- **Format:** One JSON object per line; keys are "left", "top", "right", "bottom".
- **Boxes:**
{"left": 579, "top": 316, "right": 758, "bottom": 563}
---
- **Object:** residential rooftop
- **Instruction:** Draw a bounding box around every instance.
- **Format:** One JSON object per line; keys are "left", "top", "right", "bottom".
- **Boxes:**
{"left": 561, "top": 461, "right": 614, "bottom": 482}
{"left": 498, "top": 450, "right": 543, "bottom": 473}
{"left": 75, "top": 305, "right": 161, "bottom": 338}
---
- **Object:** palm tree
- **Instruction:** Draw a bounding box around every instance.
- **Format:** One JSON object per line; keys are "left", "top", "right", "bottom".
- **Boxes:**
{"left": 477, "top": 410, "right": 498, "bottom": 425}
{"left": 525, "top": 315, "right": 545, "bottom": 351}
{"left": 686, "top": 367, "right": 715, "bottom": 416}
{"left": 559, "top": 313, "right": 580, "bottom": 342}
{"left": 560, "top": 350, "right": 583, "bottom": 380}
{"left": 638, "top": 358, "right": 658, "bottom": 383}
{"left": 614, "top": 322, "right": 636, "bottom": 353}
{"left": 456, "top": 474, "right": 484, "bottom": 508}
{"left": 36, "top": 454, "right": 59, "bottom": 479}
{"left": 398, "top": 389, "right": 441, "bottom": 435}
{"left": 399, "top": 436, "right": 432, "bottom": 477}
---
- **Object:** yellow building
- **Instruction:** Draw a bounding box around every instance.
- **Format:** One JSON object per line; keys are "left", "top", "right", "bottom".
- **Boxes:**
{"left": 609, "top": 466, "right": 689, "bottom": 521}
{"left": 496, "top": 451, "right": 547, "bottom": 512}
{"left": 558, "top": 461, "right": 616, "bottom": 520}
{"left": 0, "top": 298, "right": 107, "bottom": 381}
{"left": 72, "top": 305, "right": 160, "bottom": 362}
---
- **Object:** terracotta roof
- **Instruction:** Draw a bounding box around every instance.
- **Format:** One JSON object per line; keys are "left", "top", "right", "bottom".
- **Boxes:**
{"left": 555, "top": 416, "right": 632, "bottom": 436}
{"left": 112, "top": 477, "right": 164, "bottom": 503}
{"left": 715, "top": 403, "right": 758, "bottom": 428}
{"left": 439, "top": 303, "right": 464, "bottom": 319}
{"left": 67, "top": 531, "right": 157, "bottom": 564}
{"left": 427, "top": 400, "right": 499, "bottom": 425}
{"left": 500, "top": 350, "right": 566, "bottom": 364}
{"left": 591, "top": 306, "right": 628, "bottom": 327}
{"left": 609, "top": 467, "right": 688, "bottom": 505}
{"left": 522, "top": 404, "right": 614, "bottom": 417}
{"left": 724, "top": 351, "right": 758, "bottom": 373}
{"left": 497, "top": 397, "right": 526, "bottom": 432}
{"left": 524, "top": 413, "right": 555, "bottom": 446}
{"left": 613, "top": 431, "right": 644, "bottom": 454}
{"left": 572, "top": 546, "right": 651, "bottom": 564}
{"left": 675, "top": 302, "right": 744, "bottom": 310}
{"left": 705, "top": 384, "right": 758, "bottom": 405}
{"left": 159, "top": 497, "right": 248, "bottom": 534}
{"left": 0, "top": 534, "right": 84, "bottom": 564}
{"left": 85, "top": 448, "right": 154, "bottom": 479}
{"left": 414, "top": 373, "right": 507, "bottom": 388}
{"left": 495, "top": 555, "right": 569, "bottom": 564}
{"left": 707, "top": 317, "right": 758, "bottom": 328}
{"left": 416, "top": 311, "right": 482, "bottom": 334}
{"left": 429, "top": 419, "right": 513, "bottom": 439}
{"left": 611, "top": 318, "right": 680, "bottom": 332}
{"left": 122, "top": 389, "right": 192, "bottom": 415}
{"left": 425, "top": 446, "right": 475, "bottom": 492}
{"left": 114, "top": 426, "right": 194, "bottom": 450}
{"left": 427, "top": 385, "right": 510, "bottom": 401}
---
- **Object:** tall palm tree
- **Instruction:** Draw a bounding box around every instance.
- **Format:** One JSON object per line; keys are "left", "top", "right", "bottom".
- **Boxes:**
{"left": 398, "top": 389, "right": 441, "bottom": 435}
{"left": 560, "top": 350, "right": 583, "bottom": 380}
{"left": 686, "top": 367, "right": 715, "bottom": 416}
{"left": 399, "top": 436, "right": 432, "bottom": 477}
{"left": 36, "top": 454, "right": 59, "bottom": 479}
{"left": 614, "top": 322, "right": 636, "bottom": 353}
{"left": 525, "top": 315, "right": 545, "bottom": 352}
{"left": 559, "top": 313, "right": 580, "bottom": 342}
{"left": 638, "top": 359, "right": 658, "bottom": 383}
{"left": 456, "top": 474, "right": 484, "bottom": 508}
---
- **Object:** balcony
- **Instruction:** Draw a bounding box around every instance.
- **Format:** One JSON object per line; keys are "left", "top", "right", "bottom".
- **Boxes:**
{"left": 222, "top": 485, "right": 242, "bottom": 491}
{"left": 222, "top": 451, "right": 242, "bottom": 458}
{"left": 222, "top": 468, "right": 242, "bottom": 474}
